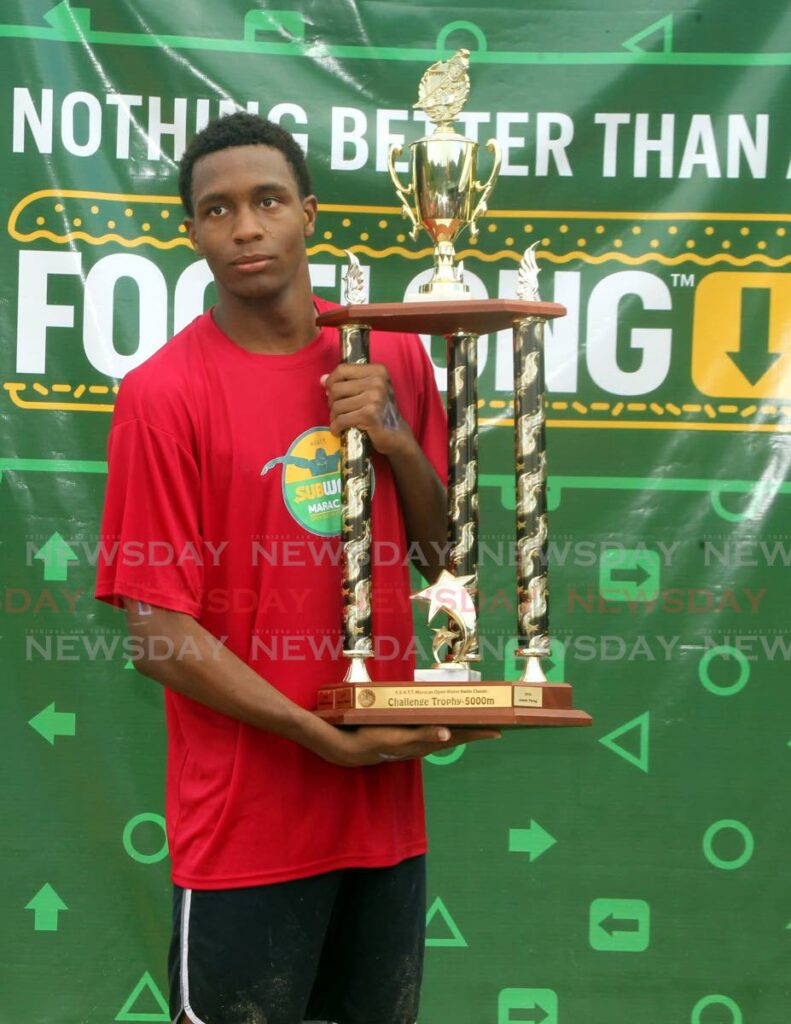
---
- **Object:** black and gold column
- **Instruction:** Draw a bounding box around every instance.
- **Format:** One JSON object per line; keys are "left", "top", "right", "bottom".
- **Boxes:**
{"left": 340, "top": 323, "right": 374, "bottom": 682}
{"left": 446, "top": 330, "right": 480, "bottom": 661}
{"left": 513, "top": 315, "right": 550, "bottom": 680}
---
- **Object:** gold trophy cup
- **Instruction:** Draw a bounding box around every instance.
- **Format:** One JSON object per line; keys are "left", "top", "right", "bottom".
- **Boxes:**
{"left": 388, "top": 49, "right": 501, "bottom": 301}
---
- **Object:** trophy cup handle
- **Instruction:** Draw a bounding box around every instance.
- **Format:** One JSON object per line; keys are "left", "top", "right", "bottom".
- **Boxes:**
{"left": 387, "top": 144, "right": 420, "bottom": 242}
{"left": 469, "top": 138, "right": 502, "bottom": 242}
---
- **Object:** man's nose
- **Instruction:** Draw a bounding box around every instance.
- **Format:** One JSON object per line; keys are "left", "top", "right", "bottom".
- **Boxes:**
{"left": 233, "top": 206, "right": 264, "bottom": 242}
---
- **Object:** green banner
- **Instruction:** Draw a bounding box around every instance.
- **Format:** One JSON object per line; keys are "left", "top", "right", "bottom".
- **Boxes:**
{"left": 2, "top": 2, "right": 789, "bottom": 1022}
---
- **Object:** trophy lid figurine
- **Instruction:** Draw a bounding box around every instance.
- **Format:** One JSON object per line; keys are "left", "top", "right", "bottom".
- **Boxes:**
{"left": 388, "top": 48, "right": 501, "bottom": 301}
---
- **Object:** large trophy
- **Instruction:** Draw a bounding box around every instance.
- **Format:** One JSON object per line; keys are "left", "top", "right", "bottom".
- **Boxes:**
{"left": 315, "top": 50, "right": 590, "bottom": 728}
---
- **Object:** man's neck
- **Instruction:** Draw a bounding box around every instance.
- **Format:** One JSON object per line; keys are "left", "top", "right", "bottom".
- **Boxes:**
{"left": 213, "top": 280, "right": 319, "bottom": 355}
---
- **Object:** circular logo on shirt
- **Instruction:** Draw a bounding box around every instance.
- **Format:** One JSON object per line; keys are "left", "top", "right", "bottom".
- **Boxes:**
{"left": 261, "top": 426, "right": 376, "bottom": 537}
{"left": 259, "top": 426, "right": 342, "bottom": 537}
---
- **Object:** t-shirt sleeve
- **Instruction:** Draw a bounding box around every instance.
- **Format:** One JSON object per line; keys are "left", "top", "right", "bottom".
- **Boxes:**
{"left": 94, "top": 413, "right": 204, "bottom": 618}
{"left": 410, "top": 336, "right": 448, "bottom": 486}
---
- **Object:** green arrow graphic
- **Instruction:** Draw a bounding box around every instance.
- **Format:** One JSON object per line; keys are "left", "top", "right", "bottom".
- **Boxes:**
{"left": 33, "top": 532, "right": 78, "bottom": 581}
{"left": 727, "top": 287, "right": 780, "bottom": 385}
{"left": 599, "top": 549, "right": 661, "bottom": 602}
{"left": 508, "top": 821, "right": 556, "bottom": 862}
{"left": 508, "top": 1007, "right": 549, "bottom": 1023}
{"left": 425, "top": 896, "right": 467, "bottom": 948}
{"left": 28, "top": 703, "right": 76, "bottom": 745}
{"left": 505, "top": 1007, "right": 549, "bottom": 1023}
{"left": 589, "top": 898, "right": 650, "bottom": 951}
{"left": 115, "top": 971, "right": 170, "bottom": 1022}
{"left": 498, "top": 988, "right": 558, "bottom": 1024}
{"left": 43, "top": 0, "right": 90, "bottom": 38}
{"left": 622, "top": 15, "right": 673, "bottom": 54}
{"left": 599, "top": 913, "right": 641, "bottom": 935}
{"left": 25, "top": 884, "right": 67, "bottom": 931}
{"left": 599, "top": 712, "right": 650, "bottom": 773}
{"left": 608, "top": 564, "right": 652, "bottom": 586}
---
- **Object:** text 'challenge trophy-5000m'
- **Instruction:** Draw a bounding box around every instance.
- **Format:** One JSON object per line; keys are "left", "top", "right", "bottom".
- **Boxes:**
{"left": 315, "top": 49, "right": 591, "bottom": 728}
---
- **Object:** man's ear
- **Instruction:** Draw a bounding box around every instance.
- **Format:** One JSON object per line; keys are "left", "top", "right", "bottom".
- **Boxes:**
{"left": 302, "top": 195, "right": 318, "bottom": 238}
{"left": 185, "top": 218, "right": 201, "bottom": 254}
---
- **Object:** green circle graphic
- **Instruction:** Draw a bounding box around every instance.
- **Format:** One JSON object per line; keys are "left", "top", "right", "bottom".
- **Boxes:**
{"left": 426, "top": 744, "right": 467, "bottom": 766}
{"left": 702, "top": 820, "right": 754, "bottom": 871}
{"left": 123, "top": 812, "right": 168, "bottom": 864}
{"left": 698, "top": 646, "right": 750, "bottom": 695}
{"left": 691, "top": 994, "right": 743, "bottom": 1023}
{"left": 436, "top": 20, "right": 488, "bottom": 53}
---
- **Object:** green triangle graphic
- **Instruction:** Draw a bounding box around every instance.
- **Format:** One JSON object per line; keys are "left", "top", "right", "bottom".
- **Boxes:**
{"left": 599, "top": 712, "right": 650, "bottom": 773}
{"left": 425, "top": 896, "right": 468, "bottom": 948}
{"left": 115, "top": 971, "right": 170, "bottom": 1022}
{"left": 622, "top": 14, "right": 673, "bottom": 53}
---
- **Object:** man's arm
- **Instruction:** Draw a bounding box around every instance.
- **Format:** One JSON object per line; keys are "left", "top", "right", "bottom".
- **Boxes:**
{"left": 322, "top": 363, "right": 446, "bottom": 581}
{"left": 124, "top": 599, "right": 498, "bottom": 764}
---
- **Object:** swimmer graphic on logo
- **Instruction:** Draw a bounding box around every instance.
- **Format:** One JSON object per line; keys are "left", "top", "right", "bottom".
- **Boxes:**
{"left": 261, "top": 444, "right": 341, "bottom": 479}
{"left": 262, "top": 426, "right": 373, "bottom": 537}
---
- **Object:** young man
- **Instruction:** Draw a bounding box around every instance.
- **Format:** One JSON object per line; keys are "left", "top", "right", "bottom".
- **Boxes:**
{"left": 95, "top": 112, "right": 498, "bottom": 1024}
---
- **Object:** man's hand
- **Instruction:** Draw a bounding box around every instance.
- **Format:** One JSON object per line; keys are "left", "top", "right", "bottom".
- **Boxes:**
{"left": 312, "top": 724, "right": 501, "bottom": 768}
{"left": 321, "top": 364, "right": 413, "bottom": 457}
{"left": 122, "top": 602, "right": 500, "bottom": 768}
{"left": 321, "top": 360, "right": 446, "bottom": 580}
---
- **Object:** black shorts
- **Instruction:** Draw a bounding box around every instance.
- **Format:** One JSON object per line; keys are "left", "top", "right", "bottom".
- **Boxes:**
{"left": 168, "top": 855, "right": 426, "bottom": 1024}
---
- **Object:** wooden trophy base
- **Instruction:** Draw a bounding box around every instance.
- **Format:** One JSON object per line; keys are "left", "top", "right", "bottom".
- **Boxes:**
{"left": 315, "top": 678, "right": 592, "bottom": 729}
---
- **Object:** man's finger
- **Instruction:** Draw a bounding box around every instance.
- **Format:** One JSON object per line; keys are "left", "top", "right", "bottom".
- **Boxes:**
{"left": 329, "top": 393, "right": 379, "bottom": 417}
{"left": 324, "top": 376, "right": 384, "bottom": 399}
{"left": 326, "top": 363, "right": 387, "bottom": 385}
{"left": 447, "top": 728, "right": 502, "bottom": 742}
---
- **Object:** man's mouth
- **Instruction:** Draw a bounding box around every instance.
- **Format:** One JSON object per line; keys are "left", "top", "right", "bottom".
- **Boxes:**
{"left": 231, "top": 254, "right": 273, "bottom": 273}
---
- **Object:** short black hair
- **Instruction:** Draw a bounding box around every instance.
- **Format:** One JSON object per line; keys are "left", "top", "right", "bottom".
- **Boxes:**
{"left": 178, "top": 111, "right": 313, "bottom": 216}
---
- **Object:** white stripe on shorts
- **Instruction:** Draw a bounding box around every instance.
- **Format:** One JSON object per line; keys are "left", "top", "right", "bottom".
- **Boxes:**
{"left": 174, "top": 888, "right": 208, "bottom": 1024}
{"left": 172, "top": 888, "right": 335, "bottom": 1024}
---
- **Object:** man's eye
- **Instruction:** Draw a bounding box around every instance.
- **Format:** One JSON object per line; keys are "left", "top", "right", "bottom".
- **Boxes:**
{"left": 261, "top": 197, "right": 278, "bottom": 208}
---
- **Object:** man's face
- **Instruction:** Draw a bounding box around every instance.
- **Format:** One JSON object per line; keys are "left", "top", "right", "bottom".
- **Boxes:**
{"left": 185, "top": 144, "right": 317, "bottom": 303}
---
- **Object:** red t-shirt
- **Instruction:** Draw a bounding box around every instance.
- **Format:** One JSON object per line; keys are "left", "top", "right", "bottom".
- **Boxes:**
{"left": 95, "top": 297, "right": 447, "bottom": 889}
